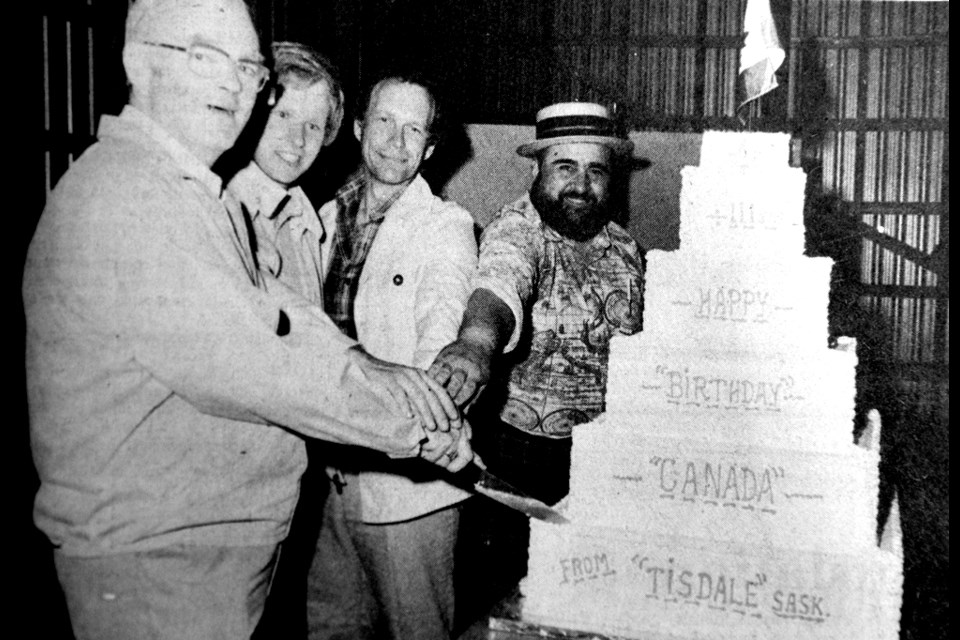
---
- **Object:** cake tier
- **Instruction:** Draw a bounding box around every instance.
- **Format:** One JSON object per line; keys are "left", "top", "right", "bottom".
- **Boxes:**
{"left": 566, "top": 423, "right": 878, "bottom": 554}
{"left": 679, "top": 165, "right": 807, "bottom": 256}
{"left": 521, "top": 522, "right": 902, "bottom": 640}
{"left": 642, "top": 251, "right": 832, "bottom": 352}
{"left": 605, "top": 341, "right": 856, "bottom": 453}
{"left": 698, "top": 130, "right": 792, "bottom": 169}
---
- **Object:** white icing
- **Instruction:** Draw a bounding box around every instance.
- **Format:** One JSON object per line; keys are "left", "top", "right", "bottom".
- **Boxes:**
{"left": 698, "top": 131, "right": 792, "bottom": 168}
{"left": 641, "top": 252, "right": 832, "bottom": 353}
{"left": 522, "top": 521, "right": 903, "bottom": 640}
{"left": 520, "top": 131, "right": 901, "bottom": 639}
{"left": 566, "top": 428, "right": 879, "bottom": 553}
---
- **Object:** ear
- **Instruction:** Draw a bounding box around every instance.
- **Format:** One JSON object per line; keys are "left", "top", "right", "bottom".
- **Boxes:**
{"left": 122, "top": 43, "right": 151, "bottom": 92}
{"left": 423, "top": 142, "right": 436, "bottom": 162}
{"left": 528, "top": 158, "right": 540, "bottom": 178}
{"left": 353, "top": 119, "right": 363, "bottom": 143}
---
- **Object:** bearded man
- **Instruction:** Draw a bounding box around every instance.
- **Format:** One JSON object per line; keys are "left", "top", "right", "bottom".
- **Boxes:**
{"left": 429, "top": 101, "right": 645, "bottom": 506}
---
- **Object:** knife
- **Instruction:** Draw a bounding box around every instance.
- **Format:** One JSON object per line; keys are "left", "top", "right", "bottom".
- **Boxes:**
{"left": 455, "top": 457, "right": 569, "bottom": 524}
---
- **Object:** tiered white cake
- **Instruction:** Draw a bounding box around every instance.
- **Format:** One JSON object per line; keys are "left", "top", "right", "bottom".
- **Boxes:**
{"left": 519, "top": 131, "right": 903, "bottom": 639}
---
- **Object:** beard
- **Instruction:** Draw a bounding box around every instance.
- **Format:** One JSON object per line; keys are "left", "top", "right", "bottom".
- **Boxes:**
{"left": 530, "top": 174, "right": 610, "bottom": 242}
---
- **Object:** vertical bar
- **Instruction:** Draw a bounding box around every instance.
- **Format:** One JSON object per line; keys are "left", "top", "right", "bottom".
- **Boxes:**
{"left": 88, "top": 22, "right": 95, "bottom": 137}
{"left": 43, "top": 15, "right": 52, "bottom": 194}
{"left": 695, "top": 0, "right": 707, "bottom": 120}
{"left": 854, "top": 3, "right": 870, "bottom": 327}
{"left": 65, "top": 12, "right": 73, "bottom": 144}
{"left": 932, "top": 91, "right": 949, "bottom": 365}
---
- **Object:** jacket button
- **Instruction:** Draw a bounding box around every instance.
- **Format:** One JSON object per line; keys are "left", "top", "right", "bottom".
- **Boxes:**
{"left": 392, "top": 274, "right": 404, "bottom": 286}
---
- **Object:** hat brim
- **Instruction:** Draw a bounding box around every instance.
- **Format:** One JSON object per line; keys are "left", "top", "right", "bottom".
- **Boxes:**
{"left": 516, "top": 135, "right": 634, "bottom": 158}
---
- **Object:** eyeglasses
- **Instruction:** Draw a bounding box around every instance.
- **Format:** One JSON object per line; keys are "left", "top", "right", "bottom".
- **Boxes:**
{"left": 140, "top": 41, "right": 270, "bottom": 93}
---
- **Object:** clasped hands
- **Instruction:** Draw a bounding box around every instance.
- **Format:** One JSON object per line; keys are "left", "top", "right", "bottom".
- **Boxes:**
{"left": 351, "top": 335, "right": 495, "bottom": 473}
{"left": 419, "top": 334, "right": 497, "bottom": 473}
{"left": 351, "top": 347, "right": 475, "bottom": 472}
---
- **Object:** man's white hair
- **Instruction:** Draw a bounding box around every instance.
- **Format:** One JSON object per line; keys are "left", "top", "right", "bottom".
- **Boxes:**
{"left": 124, "top": 0, "right": 251, "bottom": 45}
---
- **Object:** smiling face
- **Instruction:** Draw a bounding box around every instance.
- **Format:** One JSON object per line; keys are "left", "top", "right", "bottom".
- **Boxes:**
{"left": 254, "top": 79, "right": 333, "bottom": 187}
{"left": 530, "top": 142, "right": 612, "bottom": 242}
{"left": 354, "top": 79, "right": 435, "bottom": 193}
{"left": 128, "top": 0, "right": 263, "bottom": 167}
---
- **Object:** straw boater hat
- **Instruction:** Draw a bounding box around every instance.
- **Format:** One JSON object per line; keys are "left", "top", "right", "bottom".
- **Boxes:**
{"left": 516, "top": 102, "right": 633, "bottom": 158}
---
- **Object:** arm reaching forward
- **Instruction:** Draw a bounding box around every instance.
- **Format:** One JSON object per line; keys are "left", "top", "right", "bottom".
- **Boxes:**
{"left": 428, "top": 288, "right": 516, "bottom": 408}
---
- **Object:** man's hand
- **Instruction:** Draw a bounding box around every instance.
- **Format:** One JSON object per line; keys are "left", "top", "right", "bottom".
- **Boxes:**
{"left": 429, "top": 288, "right": 516, "bottom": 409}
{"left": 350, "top": 347, "right": 461, "bottom": 432}
{"left": 419, "top": 419, "right": 473, "bottom": 473}
{"left": 428, "top": 335, "right": 495, "bottom": 408}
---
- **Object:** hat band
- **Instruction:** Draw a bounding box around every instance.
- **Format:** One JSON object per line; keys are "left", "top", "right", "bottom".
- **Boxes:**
{"left": 535, "top": 115, "right": 616, "bottom": 140}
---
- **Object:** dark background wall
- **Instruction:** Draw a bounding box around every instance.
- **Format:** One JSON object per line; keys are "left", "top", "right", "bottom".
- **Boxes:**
{"left": 24, "top": 1, "right": 947, "bottom": 638}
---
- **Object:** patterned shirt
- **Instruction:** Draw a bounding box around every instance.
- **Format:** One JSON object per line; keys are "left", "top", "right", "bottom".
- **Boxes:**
{"left": 322, "top": 169, "right": 403, "bottom": 339}
{"left": 474, "top": 193, "right": 645, "bottom": 438}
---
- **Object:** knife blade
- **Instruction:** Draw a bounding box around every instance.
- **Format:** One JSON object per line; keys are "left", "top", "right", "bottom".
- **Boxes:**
{"left": 457, "top": 458, "right": 569, "bottom": 524}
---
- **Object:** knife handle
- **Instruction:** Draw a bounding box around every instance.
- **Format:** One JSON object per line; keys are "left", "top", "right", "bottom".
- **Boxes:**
{"left": 453, "top": 457, "right": 485, "bottom": 488}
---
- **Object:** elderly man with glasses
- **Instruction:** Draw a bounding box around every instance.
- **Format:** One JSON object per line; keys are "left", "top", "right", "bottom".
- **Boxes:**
{"left": 22, "top": 2, "right": 470, "bottom": 639}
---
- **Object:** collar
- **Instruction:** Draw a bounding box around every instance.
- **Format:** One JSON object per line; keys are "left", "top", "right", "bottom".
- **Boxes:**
{"left": 231, "top": 162, "right": 314, "bottom": 227}
{"left": 543, "top": 222, "right": 613, "bottom": 252}
{"left": 232, "top": 162, "right": 291, "bottom": 219}
{"left": 334, "top": 168, "right": 411, "bottom": 225}
{"left": 105, "top": 106, "right": 224, "bottom": 197}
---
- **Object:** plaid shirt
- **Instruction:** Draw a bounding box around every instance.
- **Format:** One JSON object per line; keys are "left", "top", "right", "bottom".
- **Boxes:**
{"left": 323, "top": 169, "right": 404, "bottom": 339}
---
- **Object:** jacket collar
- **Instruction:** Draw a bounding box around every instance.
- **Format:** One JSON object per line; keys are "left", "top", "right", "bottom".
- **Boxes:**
{"left": 230, "top": 162, "right": 315, "bottom": 228}
{"left": 332, "top": 169, "right": 431, "bottom": 225}
{"left": 104, "top": 106, "right": 223, "bottom": 197}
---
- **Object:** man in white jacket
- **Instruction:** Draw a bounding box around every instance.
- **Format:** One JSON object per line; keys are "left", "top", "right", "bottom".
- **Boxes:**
{"left": 306, "top": 72, "right": 478, "bottom": 640}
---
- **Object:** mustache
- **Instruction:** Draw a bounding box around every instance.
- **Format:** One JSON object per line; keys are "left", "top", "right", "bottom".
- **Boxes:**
{"left": 559, "top": 188, "right": 598, "bottom": 206}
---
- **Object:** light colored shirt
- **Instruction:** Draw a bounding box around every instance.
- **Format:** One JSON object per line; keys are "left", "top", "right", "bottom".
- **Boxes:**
{"left": 228, "top": 162, "right": 326, "bottom": 305}
{"left": 474, "top": 193, "right": 645, "bottom": 438}
{"left": 23, "top": 106, "right": 424, "bottom": 556}
{"left": 319, "top": 175, "right": 478, "bottom": 523}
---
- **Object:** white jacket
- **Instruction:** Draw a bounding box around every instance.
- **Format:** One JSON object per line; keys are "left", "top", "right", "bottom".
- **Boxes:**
{"left": 319, "top": 175, "right": 478, "bottom": 523}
